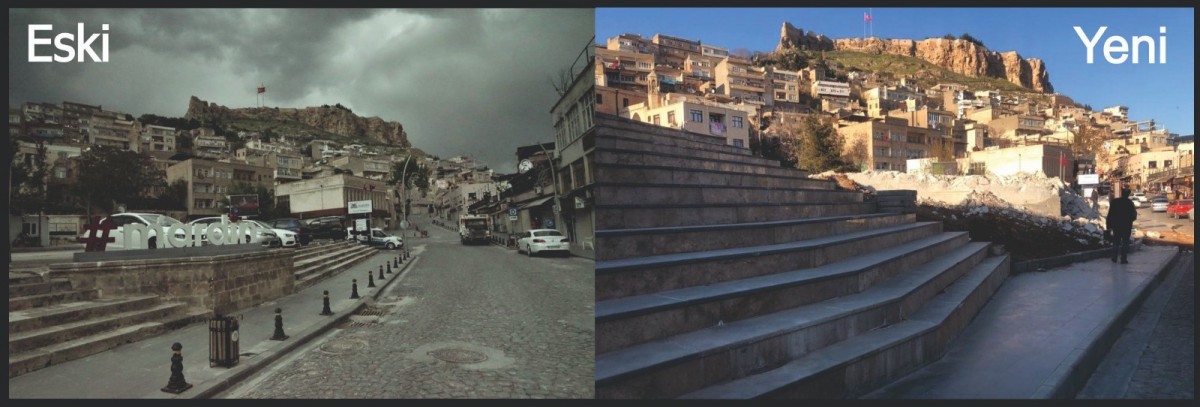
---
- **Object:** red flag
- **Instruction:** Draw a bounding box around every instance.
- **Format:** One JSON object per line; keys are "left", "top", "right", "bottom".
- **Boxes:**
{"left": 1060, "top": 151, "right": 1068, "bottom": 167}
{"left": 257, "top": 86, "right": 266, "bottom": 94}
{"left": 864, "top": 12, "right": 872, "bottom": 22}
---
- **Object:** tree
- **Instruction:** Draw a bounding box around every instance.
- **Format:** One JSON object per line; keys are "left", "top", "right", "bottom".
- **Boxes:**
{"left": 391, "top": 159, "right": 431, "bottom": 191}
{"left": 842, "top": 138, "right": 870, "bottom": 172}
{"left": 930, "top": 136, "right": 956, "bottom": 162}
{"left": 10, "top": 140, "right": 50, "bottom": 215}
{"left": 958, "top": 33, "right": 984, "bottom": 47}
{"left": 159, "top": 179, "right": 189, "bottom": 210}
{"left": 550, "top": 66, "right": 576, "bottom": 97}
{"left": 794, "top": 115, "right": 846, "bottom": 173}
{"left": 72, "top": 145, "right": 162, "bottom": 216}
{"left": 1070, "top": 121, "right": 1111, "bottom": 159}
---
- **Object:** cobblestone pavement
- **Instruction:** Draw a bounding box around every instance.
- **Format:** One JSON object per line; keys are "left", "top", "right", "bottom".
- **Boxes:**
{"left": 1124, "top": 253, "right": 1194, "bottom": 399}
{"left": 222, "top": 217, "right": 594, "bottom": 399}
{"left": 1079, "top": 251, "right": 1194, "bottom": 399}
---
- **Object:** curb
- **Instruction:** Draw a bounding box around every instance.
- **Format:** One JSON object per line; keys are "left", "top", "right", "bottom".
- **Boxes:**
{"left": 1012, "top": 239, "right": 1144, "bottom": 275}
{"left": 189, "top": 253, "right": 421, "bottom": 399}
{"left": 1032, "top": 246, "right": 1184, "bottom": 399}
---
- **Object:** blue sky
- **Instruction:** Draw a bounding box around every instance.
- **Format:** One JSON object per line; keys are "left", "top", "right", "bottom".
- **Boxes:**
{"left": 597, "top": 8, "right": 1194, "bottom": 136}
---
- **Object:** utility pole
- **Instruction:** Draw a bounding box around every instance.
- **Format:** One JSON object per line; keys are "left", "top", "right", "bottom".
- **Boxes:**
{"left": 398, "top": 155, "right": 412, "bottom": 230}
{"left": 536, "top": 142, "right": 562, "bottom": 232}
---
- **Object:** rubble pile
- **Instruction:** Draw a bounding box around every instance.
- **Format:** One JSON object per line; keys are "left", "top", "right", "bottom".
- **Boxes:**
{"left": 813, "top": 170, "right": 1110, "bottom": 261}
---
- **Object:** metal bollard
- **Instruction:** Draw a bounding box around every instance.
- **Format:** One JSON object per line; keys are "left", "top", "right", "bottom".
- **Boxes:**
{"left": 368, "top": 272, "right": 376, "bottom": 288}
{"left": 161, "top": 342, "right": 193, "bottom": 394}
{"left": 350, "top": 279, "right": 360, "bottom": 299}
{"left": 320, "top": 290, "right": 333, "bottom": 315}
{"left": 270, "top": 308, "right": 289, "bottom": 341}
{"left": 378, "top": 264, "right": 385, "bottom": 280}
{"left": 387, "top": 261, "right": 392, "bottom": 274}
{"left": 394, "top": 256, "right": 399, "bottom": 268}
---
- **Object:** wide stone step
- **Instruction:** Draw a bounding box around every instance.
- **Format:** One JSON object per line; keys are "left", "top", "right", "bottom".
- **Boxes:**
{"left": 295, "top": 247, "right": 379, "bottom": 292}
{"left": 596, "top": 201, "right": 879, "bottom": 230}
{"left": 597, "top": 136, "right": 783, "bottom": 167}
{"left": 596, "top": 115, "right": 748, "bottom": 156}
{"left": 595, "top": 242, "right": 992, "bottom": 399}
{"left": 679, "top": 255, "right": 1011, "bottom": 399}
{"left": 595, "top": 149, "right": 807, "bottom": 180}
{"left": 295, "top": 244, "right": 376, "bottom": 279}
{"left": 8, "top": 307, "right": 209, "bottom": 378}
{"left": 9, "top": 302, "right": 188, "bottom": 354}
{"left": 597, "top": 213, "right": 912, "bottom": 261}
{"left": 294, "top": 241, "right": 354, "bottom": 263}
{"left": 295, "top": 243, "right": 364, "bottom": 270}
{"left": 9, "top": 274, "right": 45, "bottom": 285}
{"left": 9, "top": 288, "right": 102, "bottom": 312}
{"left": 594, "top": 183, "right": 863, "bottom": 207}
{"left": 594, "top": 164, "right": 834, "bottom": 190}
{"left": 10, "top": 279, "right": 74, "bottom": 298}
{"left": 9, "top": 295, "right": 162, "bottom": 333}
{"left": 596, "top": 231, "right": 968, "bottom": 353}
{"left": 596, "top": 222, "right": 945, "bottom": 301}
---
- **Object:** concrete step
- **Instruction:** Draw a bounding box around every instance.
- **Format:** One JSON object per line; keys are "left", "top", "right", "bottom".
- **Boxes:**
{"left": 595, "top": 242, "right": 992, "bottom": 399}
{"left": 295, "top": 247, "right": 379, "bottom": 292}
{"left": 595, "top": 149, "right": 808, "bottom": 181}
{"left": 9, "top": 295, "right": 162, "bottom": 333}
{"left": 596, "top": 222, "right": 945, "bottom": 301}
{"left": 596, "top": 201, "right": 879, "bottom": 230}
{"left": 295, "top": 243, "right": 364, "bottom": 270}
{"left": 596, "top": 231, "right": 969, "bottom": 353}
{"left": 593, "top": 183, "right": 864, "bottom": 207}
{"left": 596, "top": 115, "right": 750, "bottom": 156}
{"left": 294, "top": 241, "right": 355, "bottom": 263}
{"left": 9, "top": 302, "right": 189, "bottom": 354}
{"left": 294, "top": 244, "right": 376, "bottom": 280}
{"left": 594, "top": 163, "right": 834, "bottom": 190}
{"left": 9, "top": 274, "right": 45, "bottom": 285}
{"left": 8, "top": 306, "right": 209, "bottom": 378}
{"left": 597, "top": 136, "right": 783, "bottom": 168}
{"left": 679, "top": 255, "right": 1012, "bottom": 399}
{"left": 596, "top": 213, "right": 913, "bottom": 261}
{"left": 10, "top": 279, "right": 74, "bottom": 298}
{"left": 9, "top": 288, "right": 102, "bottom": 312}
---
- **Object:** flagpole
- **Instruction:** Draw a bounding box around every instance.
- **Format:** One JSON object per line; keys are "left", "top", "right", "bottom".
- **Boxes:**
{"left": 869, "top": 8, "right": 873, "bottom": 38}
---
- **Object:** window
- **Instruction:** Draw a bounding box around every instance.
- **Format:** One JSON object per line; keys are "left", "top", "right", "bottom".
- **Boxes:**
{"left": 622, "top": 98, "right": 630, "bottom": 107}
{"left": 732, "top": 116, "right": 744, "bottom": 128}
{"left": 23, "top": 221, "right": 38, "bottom": 236}
{"left": 667, "top": 111, "right": 676, "bottom": 124}
{"left": 57, "top": 151, "right": 68, "bottom": 160}
{"left": 732, "top": 139, "right": 745, "bottom": 148}
{"left": 690, "top": 109, "right": 704, "bottom": 122}
{"left": 54, "top": 167, "right": 66, "bottom": 179}
{"left": 1148, "top": 161, "right": 1157, "bottom": 169}
{"left": 652, "top": 115, "right": 661, "bottom": 126}
{"left": 876, "top": 162, "right": 891, "bottom": 170}
{"left": 595, "top": 93, "right": 603, "bottom": 105}
{"left": 708, "top": 113, "right": 724, "bottom": 124}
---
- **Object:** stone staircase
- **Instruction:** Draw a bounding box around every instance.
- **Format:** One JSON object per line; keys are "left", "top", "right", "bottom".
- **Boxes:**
{"left": 291, "top": 240, "right": 379, "bottom": 291}
{"left": 8, "top": 274, "right": 208, "bottom": 378}
{"left": 591, "top": 115, "right": 1012, "bottom": 399}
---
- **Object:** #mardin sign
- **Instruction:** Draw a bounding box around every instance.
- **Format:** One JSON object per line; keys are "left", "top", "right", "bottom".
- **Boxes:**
{"left": 120, "top": 217, "right": 265, "bottom": 250}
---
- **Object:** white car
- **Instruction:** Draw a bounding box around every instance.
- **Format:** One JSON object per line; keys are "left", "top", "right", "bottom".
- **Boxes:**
{"left": 188, "top": 217, "right": 281, "bottom": 247}
{"left": 1130, "top": 192, "right": 1148, "bottom": 203}
{"left": 82, "top": 212, "right": 188, "bottom": 250}
{"left": 247, "top": 220, "right": 298, "bottom": 247}
{"left": 1150, "top": 197, "right": 1169, "bottom": 212}
{"left": 517, "top": 229, "right": 570, "bottom": 257}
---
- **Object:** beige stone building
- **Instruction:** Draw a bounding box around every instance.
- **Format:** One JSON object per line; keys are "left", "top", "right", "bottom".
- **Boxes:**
{"left": 595, "top": 85, "right": 648, "bottom": 116}
{"left": 596, "top": 47, "right": 654, "bottom": 92}
{"left": 165, "top": 158, "right": 275, "bottom": 219}
{"left": 623, "top": 91, "right": 754, "bottom": 148}
{"left": 715, "top": 56, "right": 768, "bottom": 105}
{"left": 139, "top": 124, "right": 176, "bottom": 153}
{"left": 837, "top": 116, "right": 943, "bottom": 172}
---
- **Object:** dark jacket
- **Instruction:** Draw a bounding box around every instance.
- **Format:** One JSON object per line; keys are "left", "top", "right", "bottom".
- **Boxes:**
{"left": 1106, "top": 197, "right": 1137, "bottom": 235}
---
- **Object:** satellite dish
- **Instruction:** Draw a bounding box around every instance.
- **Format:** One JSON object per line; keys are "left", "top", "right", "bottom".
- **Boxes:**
{"left": 518, "top": 159, "right": 534, "bottom": 174}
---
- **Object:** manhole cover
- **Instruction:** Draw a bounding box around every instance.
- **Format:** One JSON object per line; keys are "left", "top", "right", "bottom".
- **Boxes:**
{"left": 318, "top": 338, "right": 367, "bottom": 355}
{"left": 428, "top": 348, "right": 488, "bottom": 364}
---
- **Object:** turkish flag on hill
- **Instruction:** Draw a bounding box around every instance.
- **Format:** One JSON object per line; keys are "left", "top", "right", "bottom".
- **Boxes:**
{"left": 257, "top": 86, "right": 266, "bottom": 94}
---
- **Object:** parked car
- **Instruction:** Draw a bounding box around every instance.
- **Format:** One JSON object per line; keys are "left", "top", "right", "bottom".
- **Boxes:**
{"left": 516, "top": 229, "right": 570, "bottom": 257}
{"left": 363, "top": 228, "right": 404, "bottom": 250}
{"left": 81, "top": 212, "right": 188, "bottom": 250}
{"left": 188, "top": 217, "right": 281, "bottom": 247}
{"left": 1150, "top": 196, "right": 1169, "bottom": 212}
{"left": 246, "top": 219, "right": 299, "bottom": 247}
{"left": 1130, "top": 191, "right": 1148, "bottom": 203}
{"left": 1167, "top": 199, "right": 1194, "bottom": 219}
{"left": 267, "top": 218, "right": 312, "bottom": 245}
{"left": 302, "top": 217, "right": 346, "bottom": 241}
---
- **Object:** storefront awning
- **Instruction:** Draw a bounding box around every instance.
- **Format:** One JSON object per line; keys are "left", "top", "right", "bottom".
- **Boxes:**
{"left": 518, "top": 196, "right": 555, "bottom": 210}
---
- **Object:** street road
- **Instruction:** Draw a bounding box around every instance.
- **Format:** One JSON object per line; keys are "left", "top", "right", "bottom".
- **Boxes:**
{"left": 219, "top": 215, "right": 595, "bottom": 398}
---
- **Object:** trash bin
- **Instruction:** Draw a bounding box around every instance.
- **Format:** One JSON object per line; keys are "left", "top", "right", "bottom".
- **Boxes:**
{"left": 209, "top": 315, "right": 239, "bottom": 368}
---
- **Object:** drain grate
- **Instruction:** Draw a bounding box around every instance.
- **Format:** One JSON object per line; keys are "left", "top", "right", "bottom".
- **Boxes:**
{"left": 428, "top": 348, "right": 489, "bottom": 364}
{"left": 338, "top": 306, "right": 389, "bottom": 328}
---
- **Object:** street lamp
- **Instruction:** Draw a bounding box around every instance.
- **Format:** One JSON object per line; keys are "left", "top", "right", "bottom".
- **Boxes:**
{"left": 535, "top": 142, "right": 562, "bottom": 231}
{"left": 397, "top": 155, "right": 412, "bottom": 230}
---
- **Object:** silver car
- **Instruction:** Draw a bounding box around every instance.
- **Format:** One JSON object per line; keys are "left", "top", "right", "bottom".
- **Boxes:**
{"left": 1150, "top": 196, "right": 1169, "bottom": 212}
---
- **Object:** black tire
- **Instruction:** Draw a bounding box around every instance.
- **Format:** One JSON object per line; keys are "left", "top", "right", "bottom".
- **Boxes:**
{"left": 386, "top": 242, "right": 396, "bottom": 249}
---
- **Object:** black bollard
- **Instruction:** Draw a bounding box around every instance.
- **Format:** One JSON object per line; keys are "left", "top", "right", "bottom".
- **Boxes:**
{"left": 378, "top": 264, "right": 385, "bottom": 280}
{"left": 387, "top": 261, "right": 392, "bottom": 274}
{"left": 320, "top": 290, "right": 333, "bottom": 315}
{"left": 160, "top": 342, "right": 193, "bottom": 394}
{"left": 368, "top": 272, "right": 376, "bottom": 288}
{"left": 350, "top": 279, "right": 360, "bottom": 299}
{"left": 270, "top": 308, "right": 289, "bottom": 341}
{"left": 393, "top": 256, "right": 399, "bottom": 268}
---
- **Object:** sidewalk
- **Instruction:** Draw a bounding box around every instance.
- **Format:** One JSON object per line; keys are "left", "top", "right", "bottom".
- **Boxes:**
{"left": 8, "top": 247, "right": 420, "bottom": 399}
{"left": 864, "top": 245, "right": 1182, "bottom": 399}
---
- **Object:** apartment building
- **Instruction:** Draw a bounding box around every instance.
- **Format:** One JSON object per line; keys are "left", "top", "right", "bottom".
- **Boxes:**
{"left": 165, "top": 158, "right": 275, "bottom": 219}
{"left": 651, "top": 34, "right": 701, "bottom": 69}
{"left": 329, "top": 155, "right": 392, "bottom": 180}
{"left": 623, "top": 92, "right": 753, "bottom": 148}
{"left": 715, "top": 56, "right": 768, "bottom": 105}
{"left": 596, "top": 47, "right": 655, "bottom": 92}
{"left": 606, "top": 33, "right": 656, "bottom": 55}
{"left": 865, "top": 85, "right": 926, "bottom": 117}
{"left": 595, "top": 85, "right": 648, "bottom": 116}
{"left": 771, "top": 68, "right": 803, "bottom": 104}
{"left": 838, "top": 116, "right": 943, "bottom": 172}
{"left": 193, "top": 134, "right": 229, "bottom": 158}
{"left": 139, "top": 124, "right": 177, "bottom": 153}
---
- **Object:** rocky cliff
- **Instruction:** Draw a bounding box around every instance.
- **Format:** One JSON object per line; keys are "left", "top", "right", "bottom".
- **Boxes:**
{"left": 184, "top": 96, "right": 410, "bottom": 147}
{"left": 778, "top": 22, "right": 1053, "bottom": 93}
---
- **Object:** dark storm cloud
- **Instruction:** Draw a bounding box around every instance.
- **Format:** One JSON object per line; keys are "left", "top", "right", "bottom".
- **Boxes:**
{"left": 9, "top": 9, "right": 594, "bottom": 172}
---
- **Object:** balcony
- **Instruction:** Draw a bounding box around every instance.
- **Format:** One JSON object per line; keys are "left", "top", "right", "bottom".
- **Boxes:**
{"left": 729, "top": 80, "right": 764, "bottom": 92}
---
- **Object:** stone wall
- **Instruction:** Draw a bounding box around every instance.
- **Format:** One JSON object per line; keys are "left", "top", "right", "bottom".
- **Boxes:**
{"left": 48, "top": 250, "right": 295, "bottom": 316}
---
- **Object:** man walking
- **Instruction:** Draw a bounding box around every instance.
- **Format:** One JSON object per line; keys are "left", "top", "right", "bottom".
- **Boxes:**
{"left": 1106, "top": 188, "right": 1137, "bottom": 264}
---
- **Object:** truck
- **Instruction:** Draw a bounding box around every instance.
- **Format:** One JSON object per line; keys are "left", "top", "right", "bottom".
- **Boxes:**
{"left": 458, "top": 214, "right": 492, "bottom": 245}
